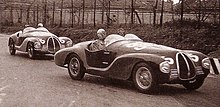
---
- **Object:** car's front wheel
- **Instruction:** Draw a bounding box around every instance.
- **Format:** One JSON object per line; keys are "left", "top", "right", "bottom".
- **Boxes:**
{"left": 182, "top": 78, "right": 205, "bottom": 91}
{"left": 27, "top": 42, "right": 35, "bottom": 59}
{"left": 68, "top": 54, "right": 85, "bottom": 80}
{"left": 8, "top": 38, "right": 16, "bottom": 55}
{"left": 132, "top": 62, "right": 158, "bottom": 94}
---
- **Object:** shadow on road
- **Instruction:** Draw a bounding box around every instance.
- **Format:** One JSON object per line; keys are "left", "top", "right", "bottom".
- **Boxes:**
{"left": 14, "top": 52, "right": 54, "bottom": 60}
{"left": 56, "top": 74, "right": 200, "bottom": 95}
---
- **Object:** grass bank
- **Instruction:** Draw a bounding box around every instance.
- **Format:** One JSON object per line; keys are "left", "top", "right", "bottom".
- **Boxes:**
{"left": 1, "top": 20, "right": 220, "bottom": 56}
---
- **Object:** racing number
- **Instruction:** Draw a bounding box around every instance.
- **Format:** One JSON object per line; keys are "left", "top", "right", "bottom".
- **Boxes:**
{"left": 126, "top": 43, "right": 146, "bottom": 50}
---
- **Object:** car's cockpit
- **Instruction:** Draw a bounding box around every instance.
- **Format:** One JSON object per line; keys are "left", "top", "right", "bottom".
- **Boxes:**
{"left": 85, "top": 34, "right": 142, "bottom": 68}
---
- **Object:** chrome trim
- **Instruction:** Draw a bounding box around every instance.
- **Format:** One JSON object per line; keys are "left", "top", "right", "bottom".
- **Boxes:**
{"left": 176, "top": 52, "right": 196, "bottom": 80}
{"left": 47, "top": 37, "right": 61, "bottom": 53}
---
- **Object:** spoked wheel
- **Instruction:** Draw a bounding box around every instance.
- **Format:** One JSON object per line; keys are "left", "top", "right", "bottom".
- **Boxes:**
{"left": 132, "top": 63, "right": 158, "bottom": 94}
{"left": 8, "top": 38, "right": 16, "bottom": 55}
{"left": 182, "top": 78, "right": 205, "bottom": 91}
{"left": 68, "top": 54, "right": 85, "bottom": 80}
{"left": 27, "top": 42, "right": 35, "bottom": 59}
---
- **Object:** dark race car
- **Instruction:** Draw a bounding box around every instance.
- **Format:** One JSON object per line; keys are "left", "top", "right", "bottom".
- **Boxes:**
{"left": 54, "top": 34, "right": 219, "bottom": 93}
{"left": 8, "top": 27, "right": 73, "bottom": 59}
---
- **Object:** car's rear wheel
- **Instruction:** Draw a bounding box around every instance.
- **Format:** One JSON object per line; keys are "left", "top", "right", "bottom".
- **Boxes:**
{"left": 182, "top": 78, "right": 205, "bottom": 91}
{"left": 9, "top": 38, "right": 16, "bottom": 55}
{"left": 27, "top": 42, "right": 35, "bottom": 59}
{"left": 68, "top": 54, "right": 85, "bottom": 80}
{"left": 132, "top": 62, "right": 158, "bottom": 94}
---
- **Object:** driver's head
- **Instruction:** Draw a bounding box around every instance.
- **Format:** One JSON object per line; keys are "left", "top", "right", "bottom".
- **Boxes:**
{"left": 38, "top": 23, "right": 43, "bottom": 27}
{"left": 97, "top": 29, "right": 106, "bottom": 40}
{"left": 117, "top": 28, "right": 125, "bottom": 36}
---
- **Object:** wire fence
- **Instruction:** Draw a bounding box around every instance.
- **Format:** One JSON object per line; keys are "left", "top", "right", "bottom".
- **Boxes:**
{"left": 0, "top": 0, "right": 218, "bottom": 28}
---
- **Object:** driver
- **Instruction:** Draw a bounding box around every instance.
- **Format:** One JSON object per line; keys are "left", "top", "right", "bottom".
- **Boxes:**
{"left": 89, "top": 29, "right": 107, "bottom": 51}
{"left": 36, "top": 23, "right": 49, "bottom": 32}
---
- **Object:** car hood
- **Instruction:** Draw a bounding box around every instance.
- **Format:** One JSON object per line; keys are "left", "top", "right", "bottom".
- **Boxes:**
{"left": 108, "top": 41, "right": 181, "bottom": 57}
{"left": 25, "top": 32, "right": 57, "bottom": 39}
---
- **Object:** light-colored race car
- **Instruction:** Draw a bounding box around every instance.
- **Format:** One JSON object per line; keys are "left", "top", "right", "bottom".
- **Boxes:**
{"left": 54, "top": 34, "right": 219, "bottom": 93}
{"left": 8, "top": 27, "right": 73, "bottom": 58}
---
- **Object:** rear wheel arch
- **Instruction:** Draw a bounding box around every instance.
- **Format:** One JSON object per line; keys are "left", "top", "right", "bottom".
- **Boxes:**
{"left": 65, "top": 53, "right": 85, "bottom": 68}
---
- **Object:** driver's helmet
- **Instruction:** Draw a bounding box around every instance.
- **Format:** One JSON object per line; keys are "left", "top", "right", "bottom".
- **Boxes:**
{"left": 97, "top": 29, "right": 106, "bottom": 40}
{"left": 38, "top": 23, "right": 43, "bottom": 27}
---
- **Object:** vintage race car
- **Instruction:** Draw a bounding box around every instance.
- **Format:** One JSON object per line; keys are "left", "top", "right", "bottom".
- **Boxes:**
{"left": 54, "top": 34, "right": 218, "bottom": 93}
{"left": 8, "top": 27, "right": 73, "bottom": 58}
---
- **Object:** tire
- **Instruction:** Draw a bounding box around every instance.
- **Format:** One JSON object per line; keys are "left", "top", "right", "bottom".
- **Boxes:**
{"left": 68, "top": 54, "right": 85, "bottom": 80}
{"left": 132, "top": 62, "right": 158, "bottom": 94}
{"left": 9, "top": 38, "right": 16, "bottom": 55}
{"left": 182, "top": 78, "right": 205, "bottom": 91}
{"left": 27, "top": 42, "right": 35, "bottom": 59}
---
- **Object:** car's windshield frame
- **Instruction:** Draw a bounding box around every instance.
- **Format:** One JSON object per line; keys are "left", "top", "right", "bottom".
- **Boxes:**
{"left": 23, "top": 29, "right": 49, "bottom": 34}
{"left": 105, "top": 34, "right": 142, "bottom": 46}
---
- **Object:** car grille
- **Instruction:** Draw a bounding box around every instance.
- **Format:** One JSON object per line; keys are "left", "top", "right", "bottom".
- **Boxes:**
{"left": 47, "top": 37, "right": 60, "bottom": 53}
{"left": 176, "top": 53, "right": 196, "bottom": 80}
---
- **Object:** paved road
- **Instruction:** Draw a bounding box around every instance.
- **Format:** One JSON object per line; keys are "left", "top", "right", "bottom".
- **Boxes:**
{"left": 0, "top": 34, "right": 220, "bottom": 107}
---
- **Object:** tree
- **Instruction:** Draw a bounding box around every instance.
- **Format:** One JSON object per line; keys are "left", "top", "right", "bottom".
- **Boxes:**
{"left": 175, "top": 0, "right": 219, "bottom": 25}
{"left": 153, "top": 0, "right": 158, "bottom": 26}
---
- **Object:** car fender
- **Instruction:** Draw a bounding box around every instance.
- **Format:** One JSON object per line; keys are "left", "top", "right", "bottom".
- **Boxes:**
{"left": 54, "top": 42, "right": 91, "bottom": 67}
{"left": 113, "top": 53, "right": 164, "bottom": 79}
{"left": 17, "top": 37, "right": 40, "bottom": 52}
{"left": 9, "top": 31, "right": 21, "bottom": 45}
{"left": 87, "top": 53, "right": 164, "bottom": 80}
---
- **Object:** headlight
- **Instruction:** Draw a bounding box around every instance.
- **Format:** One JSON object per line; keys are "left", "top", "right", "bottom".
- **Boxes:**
{"left": 60, "top": 40, "right": 65, "bottom": 44}
{"left": 40, "top": 39, "right": 46, "bottom": 44}
{"left": 187, "top": 54, "right": 199, "bottom": 62}
{"left": 202, "top": 58, "right": 210, "bottom": 69}
{"left": 66, "top": 41, "right": 73, "bottom": 47}
{"left": 34, "top": 42, "right": 41, "bottom": 49}
{"left": 160, "top": 61, "right": 171, "bottom": 73}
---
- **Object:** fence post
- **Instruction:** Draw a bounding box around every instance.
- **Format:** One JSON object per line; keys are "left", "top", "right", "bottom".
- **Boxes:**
{"left": 60, "top": 0, "right": 63, "bottom": 27}
{"left": 33, "top": 6, "right": 36, "bottom": 24}
{"left": 43, "top": 0, "right": 47, "bottom": 26}
{"left": 107, "top": 0, "right": 110, "bottom": 27}
{"left": 82, "top": 0, "right": 85, "bottom": 28}
{"left": 131, "top": 0, "right": 134, "bottom": 24}
{"left": 93, "top": 0, "right": 96, "bottom": 27}
{"left": 219, "top": 0, "right": 220, "bottom": 24}
{"left": 102, "top": 0, "right": 104, "bottom": 24}
{"left": 10, "top": 6, "right": 13, "bottom": 25}
{"left": 27, "top": 7, "right": 30, "bottom": 24}
{"left": 37, "top": 4, "right": 39, "bottom": 25}
{"left": 153, "top": 0, "right": 158, "bottom": 26}
{"left": 71, "top": 0, "right": 74, "bottom": 27}
{"left": 20, "top": 6, "right": 23, "bottom": 24}
{"left": 52, "top": 1, "right": 55, "bottom": 26}
{"left": 180, "top": 0, "right": 184, "bottom": 26}
{"left": 160, "top": 0, "right": 164, "bottom": 27}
